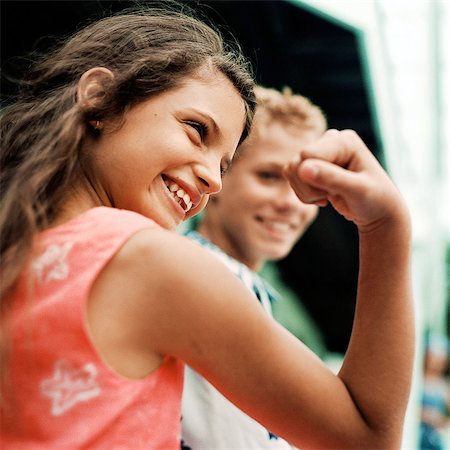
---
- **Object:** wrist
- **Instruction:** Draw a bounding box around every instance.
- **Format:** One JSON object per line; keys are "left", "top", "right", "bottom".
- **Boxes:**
{"left": 358, "top": 194, "right": 411, "bottom": 238}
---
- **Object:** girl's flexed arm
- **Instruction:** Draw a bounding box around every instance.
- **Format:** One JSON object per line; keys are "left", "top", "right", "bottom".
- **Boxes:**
{"left": 90, "top": 128, "right": 414, "bottom": 448}
{"left": 284, "top": 129, "right": 415, "bottom": 446}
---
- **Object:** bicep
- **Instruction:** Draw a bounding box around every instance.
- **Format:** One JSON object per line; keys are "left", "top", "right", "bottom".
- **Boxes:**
{"left": 141, "top": 233, "right": 371, "bottom": 448}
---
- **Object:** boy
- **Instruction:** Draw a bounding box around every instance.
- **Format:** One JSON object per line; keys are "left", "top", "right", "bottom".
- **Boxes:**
{"left": 181, "top": 85, "right": 328, "bottom": 449}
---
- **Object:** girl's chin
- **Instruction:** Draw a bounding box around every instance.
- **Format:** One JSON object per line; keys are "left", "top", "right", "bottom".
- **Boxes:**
{"left": 186, "top": 206, "right": 203, "bottom": 220}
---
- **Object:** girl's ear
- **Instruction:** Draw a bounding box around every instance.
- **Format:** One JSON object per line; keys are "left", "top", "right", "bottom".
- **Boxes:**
{"left": 77, "top": 67, "right": 114, "bottom": 109}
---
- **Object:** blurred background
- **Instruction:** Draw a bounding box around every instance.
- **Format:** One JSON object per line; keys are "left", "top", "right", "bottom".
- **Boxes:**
{"left": 1, "top": 1, "right": 448, "bottom": 448}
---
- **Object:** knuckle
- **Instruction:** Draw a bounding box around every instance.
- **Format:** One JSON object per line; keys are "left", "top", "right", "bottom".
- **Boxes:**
{"left": 341, "top": 129, "right": 362, "bottom": 145}
{"left": 325, "top": 129, "right": 340, "bottom": 137}
{"left": 341, "top": 129, "right": 357, "bottom": 137}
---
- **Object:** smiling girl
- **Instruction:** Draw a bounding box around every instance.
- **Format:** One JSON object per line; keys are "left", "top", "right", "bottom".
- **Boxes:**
{"left": 1, "top": 4, "right": 414, "bottom": 449}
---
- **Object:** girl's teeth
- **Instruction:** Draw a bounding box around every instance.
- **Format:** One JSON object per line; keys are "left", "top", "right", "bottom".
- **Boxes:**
{"left": 164, "top": 178, "right": 192, "bottom": 212}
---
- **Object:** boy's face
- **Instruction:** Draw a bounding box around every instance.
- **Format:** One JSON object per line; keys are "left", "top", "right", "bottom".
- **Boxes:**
{"left": 200, "top": 122, "right": 319, "bottom": 271}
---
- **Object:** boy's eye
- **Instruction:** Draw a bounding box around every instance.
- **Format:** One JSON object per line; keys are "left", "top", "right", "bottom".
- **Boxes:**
{"left": 220, "top": 161, "right": 231, "bottom": 178}
{"left": 186, "top": 120, "right": 208, "bottom": 140}
{"left": 258, "top": 171, "right": 281, "bottom": 181}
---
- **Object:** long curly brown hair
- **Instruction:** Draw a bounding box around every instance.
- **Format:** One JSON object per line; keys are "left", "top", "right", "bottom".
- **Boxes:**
{"left": 0, "top": 3, "right": 255, "bottom": 412}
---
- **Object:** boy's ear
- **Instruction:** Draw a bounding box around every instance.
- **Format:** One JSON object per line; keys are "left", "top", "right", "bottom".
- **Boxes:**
{"left": 77, "top": 67, "right": 114, "bottom": 109}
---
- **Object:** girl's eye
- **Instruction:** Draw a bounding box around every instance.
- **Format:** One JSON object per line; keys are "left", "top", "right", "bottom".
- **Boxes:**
{"left": 186, "top": 120, "right": 208, "bottom": 140}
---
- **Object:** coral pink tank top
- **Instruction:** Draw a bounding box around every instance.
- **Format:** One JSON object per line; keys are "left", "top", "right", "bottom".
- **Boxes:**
{"left": 1, "top": 207, "right": 184, "bottom": 449}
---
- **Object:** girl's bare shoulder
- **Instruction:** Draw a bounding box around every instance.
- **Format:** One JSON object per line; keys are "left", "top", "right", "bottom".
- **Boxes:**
{"left": 91, "top": 225, "right": 248, "bottom": 315}
{"left": 114, "top": 226, "right": 227, "bottom": 281}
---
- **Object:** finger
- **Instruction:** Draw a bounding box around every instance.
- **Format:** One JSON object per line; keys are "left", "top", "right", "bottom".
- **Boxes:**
{"left": 283, "top": 128, "right": 374, "bottom": 205}
{"left": 300, "top": 129, "right": 370, "bottom": 172}
{"left": 298, "top": 158, "right": 365, "bottom": 197}
{"left": 283, "top": 161, "right": 329, "bottom": 205}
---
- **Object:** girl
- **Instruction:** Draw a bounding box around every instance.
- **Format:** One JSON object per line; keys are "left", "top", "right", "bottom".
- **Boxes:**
{"left": 1, "top": 4, "right": 414, "bottom": 449}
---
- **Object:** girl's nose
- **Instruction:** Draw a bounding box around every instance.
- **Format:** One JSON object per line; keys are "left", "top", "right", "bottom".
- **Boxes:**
{"left": 195, "top": 162, "right": 222, "bottom": 195}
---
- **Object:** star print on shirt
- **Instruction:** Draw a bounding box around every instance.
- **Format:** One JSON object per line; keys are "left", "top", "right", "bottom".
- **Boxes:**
{"left": 33, "top": 242, "right": 73, "bottom": 284}
{"left": 268, "top": 431, "right": 279, "bottom": 440}
{"left": 40, "top": 359, "right": 101, "bottom": 416}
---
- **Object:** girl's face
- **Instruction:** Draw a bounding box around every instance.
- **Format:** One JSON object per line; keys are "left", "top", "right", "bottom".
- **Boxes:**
{"left": 87, "top": 70, "right": 246, "bottom": 229}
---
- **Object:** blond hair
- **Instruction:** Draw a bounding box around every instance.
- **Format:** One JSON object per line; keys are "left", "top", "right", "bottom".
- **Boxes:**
{"left": 250, "top": 85, "right": 327, "bottom": 140}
